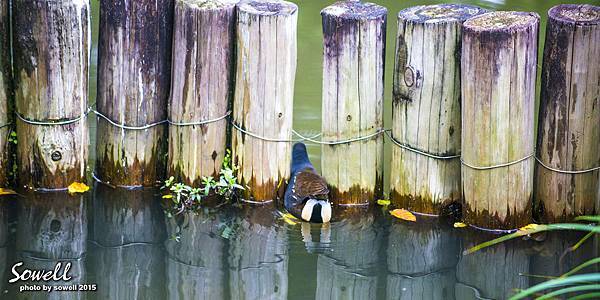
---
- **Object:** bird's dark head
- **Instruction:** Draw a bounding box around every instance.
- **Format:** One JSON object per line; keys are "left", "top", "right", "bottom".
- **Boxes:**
{"left": 301, "top": 199, "right": 332, "bottom": 223}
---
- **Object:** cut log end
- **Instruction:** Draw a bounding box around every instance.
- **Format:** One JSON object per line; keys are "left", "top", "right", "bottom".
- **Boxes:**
{"left": 464, "top": 11, "right": 539, "bottom": 32}
{"left": 549, "top": 4, "right": 600, "bottom": 25}
{"left": 238, "top": 0, "right": 297, "bottom": 16}
{"left": 321, "top": 0, "right": 387, "bottom": 20}
{"left": 398, "top": 4, "right": 487, "bottom": 23}
{"left": 178, "top": 0, "right": 238, "bottom": 10}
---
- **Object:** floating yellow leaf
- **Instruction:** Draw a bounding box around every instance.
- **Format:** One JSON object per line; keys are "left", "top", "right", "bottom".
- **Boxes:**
{"left": 454, "top": 222, "right": 467, "bottom": 228}
{"left": 390, "top": 209, "right": 416, "bottom": 222}
{"left": 377, "top": 199, "right": 391, "bottom": 206}
{"left": 68, "top": 182, "right": 89, "bottom": 195}
{"left": 519, "top": 223, "right": 540, "bottom": 232}
{"left": 0, "top": 188, "right": 17, "bottom": 196}
{"left": 162, "top": 194, "right": 173, "bottom": 199}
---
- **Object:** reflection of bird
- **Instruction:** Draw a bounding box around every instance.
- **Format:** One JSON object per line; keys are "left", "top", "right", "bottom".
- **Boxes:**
{"left": 284, "top": 143, "right": 332, "bottom": 223}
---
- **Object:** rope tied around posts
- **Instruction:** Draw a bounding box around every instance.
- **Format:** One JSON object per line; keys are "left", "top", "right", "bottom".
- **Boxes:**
{"left": 15, "top": 108, "right": 92, "bottom": 126}
{"left": 535, "top": 157, "right": 600, "bottom": 175}
{"left": 0, "top": 122, "right": 12, "bottom": 129}
{"left": 93, "top": 108, "right": 232, "bottom": 130}
{"left": 385, "top": 130, "right": 461, "bottom": 160}
{"left": 461, "top": 153, "right": 535, "bottom": 171}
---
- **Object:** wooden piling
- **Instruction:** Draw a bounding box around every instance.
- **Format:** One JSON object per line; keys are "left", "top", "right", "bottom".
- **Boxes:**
{"left": 12, "top": 0, "right": 90, "bottom": 190}
{"left": 461, "top": 11, "right": 539, "bottom": 229}
{"left": 96, "top": 0, "right": 174, "bottom": 187}
{"left": 390, "top": 4, "right": 487, "bottom": 215}
{"left": 386, "top": 222, "right": 459, "bottom": 299}
{"left": 0, "top": 1, "right": 12, "bottom": 187}
{"left": 91, "top": 184, "right": 166, "bottom": 299}
{"left": 232, "top": 0, "right": 297, "bottom": 202}
{"left": 321, "top": 1, "right": 387, "bottom": 206}
{"left": 168, "top": 0, "right": 237, "bottom": 186}
{"left": 535, "top": 4, "right": 600, "bottom": 223}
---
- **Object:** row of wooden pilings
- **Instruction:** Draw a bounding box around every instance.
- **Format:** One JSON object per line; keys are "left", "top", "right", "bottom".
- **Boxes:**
{"left": 0, "top": 1, "right": 598, "bottom": 230}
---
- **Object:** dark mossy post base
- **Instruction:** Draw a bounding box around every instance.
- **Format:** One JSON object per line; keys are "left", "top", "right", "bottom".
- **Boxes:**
{"left": 96, "top": 0, "right": 174, "bottom": 188}
{"left": 535, "top": 4, "right": 600, "bottom": 223}
{"left": 0, "top": 2, "right": 11, "bottom": 188}
{"left": 91, "top": 184, "right": 166, "bottom": 299}
{"left": 387, "top": 221, "right": 460, "bottom": 299}
{"left": 320, "top": 1, "right": 386, "bottom": 206}
{"left": 232, "top": 0, "right": 297, "bottom": 202}
{"left": 168, "top": 0, "right": 237, "bottom": 186}
{"left": 461, "top": 11, "right": 539, "bottom": 229}
{"left": 12, "top": 0, "right": 90, "bottom": 190}
{"left": 390, "top": 4, "right": 487, "bottom": 215}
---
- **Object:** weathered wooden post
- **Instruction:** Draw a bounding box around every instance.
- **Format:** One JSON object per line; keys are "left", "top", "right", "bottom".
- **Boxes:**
{"left": 168, "top": 0, "right": 237, "bottom": 186}
{"left": 0, "top": 1, "right": 11, "bottom": 188}
{"left": 91, "top": 184, "right": 166, "bottom": 299}
{"left": 232, "top": 0, "right": 297, "bottom": 202}
{"left": 320, "top": 1, "right": 386, "bottom": 206}
{"left": 461, "top": 11, "right": 539, "bottom": 229}
{"left": 96, "top": 0, "right": 174, "bottom": 187}
{"left": 166, "top": 211, "right": 225, "bottom": 299}
{"left": 12, "top": 0, "right": 90, "bottom": 190}
{"left": 386, "top": 222, "right": 459, "bottom": 299}
{"left": 229, "top": 206, "right": 288, "bottom": 299}
{"left": 390, "top": 4, "right": 487, "bottom": 215}
{"left": 535, "top": 4, "right": 600, "bottom": 223}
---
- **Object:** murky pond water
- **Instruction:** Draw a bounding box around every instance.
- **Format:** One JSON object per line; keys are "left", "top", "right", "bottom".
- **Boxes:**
{"left": 1, "top": 0, "right": 597, "bottom": 299}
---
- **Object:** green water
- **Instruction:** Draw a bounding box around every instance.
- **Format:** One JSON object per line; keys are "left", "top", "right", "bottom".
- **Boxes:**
{"left": 2, "top": 0, "right": 598, "bottom": 299}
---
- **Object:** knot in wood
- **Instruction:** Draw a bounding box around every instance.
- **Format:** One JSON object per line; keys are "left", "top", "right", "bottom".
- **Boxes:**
{"left": 51, "top": 150, "right": 62, "bottom": 162}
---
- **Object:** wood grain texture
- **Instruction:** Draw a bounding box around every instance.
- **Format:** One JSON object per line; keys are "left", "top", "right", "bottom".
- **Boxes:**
{"left": 232, "top": 0, "right": 297, "bottom": 202}
{"left": 461, "top": 11, "right": 539, "bottom": 229}
{"left": 321, "top": 1, "right": 386, "bottom": 205}
{"left": 0, "top": 1, "right": 11, "bottom": 187}
{"left": 386, "top": 222, "right": 459, "bottom": 300}
{"left": 228, "top": 206, "right": 288, "bottom": 300}
{"left": 535, "top": 4, "right": 600, "bottom": 223}
{"left": 315, "top": 215, "right": 381, "bottom": 300}
{"left": 12, "top": 0, "right": 90, "bottom": 190}
{"left": 165, "top": 211, "right": 225, "bottom": 300}
{"left": 390, "top": 4, "right": 486, "bottom": 215}
{"left": 168, "top": 0, "right": 237, "bottom": 186}
{"left": 96, "top": 0, "right": 173, "bottom": 187}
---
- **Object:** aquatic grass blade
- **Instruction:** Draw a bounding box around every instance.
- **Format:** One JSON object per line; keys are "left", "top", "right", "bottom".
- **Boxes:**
{"left": 535, "top": 284, "right": 600, "bottom": 300}
{"left": 508, "top": 274, "right": 600, "bottom": 300}
{"left": 568, "top": 292, "right": 600, "bottom": 300}
{"left": 574, "top": 216, "right": 600, "bottom": 223}
{"left": 562, "top": 258, "right": 600, "bottom": 278}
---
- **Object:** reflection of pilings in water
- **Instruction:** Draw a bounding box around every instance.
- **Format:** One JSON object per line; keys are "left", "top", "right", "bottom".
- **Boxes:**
{"left": 530, "top": 232, "right": 597, "bottom": 285}
{"left": 90, "top": 184, "right": 166, "bottom": 299}
{"left": 16, "top": 192, "right": 86, "bottom": 259}
{"left": 386, "top": 221, "right": 460, "bottom": 300}
{"left": 229, "top": 205, "right": 288, "bottom": 300}
{"left": 455, "top": 232, "right": 530, "bottom": 300}
{"left": 316, "top": 210, "right": 382, "bottom": 300}
{"left": 165, "top": 210, "right": 225, "bottom": 300}
{"left": 13, "top": 192, "right": 87, "bottom": 299}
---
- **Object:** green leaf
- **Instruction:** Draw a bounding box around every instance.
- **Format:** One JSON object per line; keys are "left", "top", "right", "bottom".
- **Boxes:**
{"left": 563, "top": 258, "right": 600, "bottom": 278}
{"left": 574, "top": 216, "right": 600, "bottom": 223}
{"left": 568, "top": 292, "right": 600, "bottom": 300}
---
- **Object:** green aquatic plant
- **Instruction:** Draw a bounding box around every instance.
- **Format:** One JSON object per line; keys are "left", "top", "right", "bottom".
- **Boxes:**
{"left": 465, "top": 216, "right": 600, "bottom": 300}
{"left": 162, "top": 150, "right": 244, "bottom": 214}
